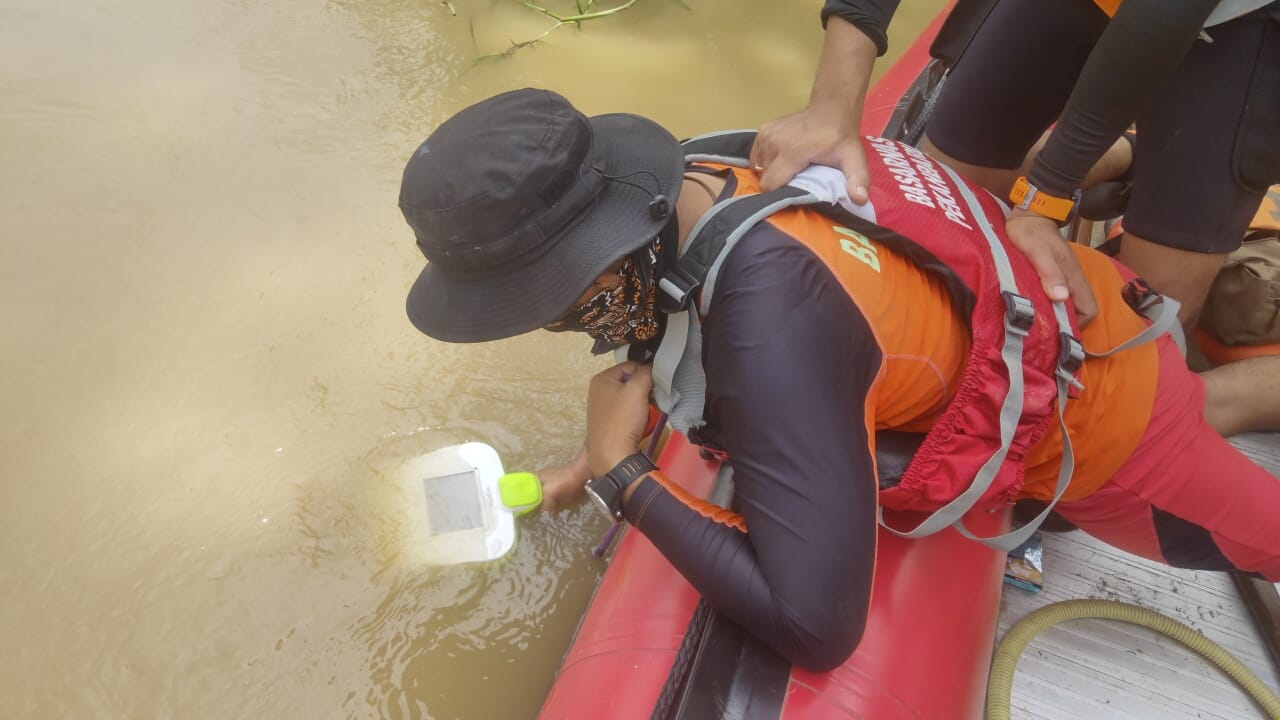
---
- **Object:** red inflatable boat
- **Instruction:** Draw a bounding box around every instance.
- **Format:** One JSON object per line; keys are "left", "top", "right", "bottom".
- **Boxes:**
{"left": 538, "top": 6, "right": 1013, "bottom": 719}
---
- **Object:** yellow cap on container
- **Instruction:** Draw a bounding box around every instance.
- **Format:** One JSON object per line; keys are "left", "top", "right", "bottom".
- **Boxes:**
{"left": 498, "top": 472, "right": 542, "bottom": 515}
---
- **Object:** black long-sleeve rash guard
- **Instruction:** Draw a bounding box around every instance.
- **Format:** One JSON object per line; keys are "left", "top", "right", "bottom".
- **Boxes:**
{"left": 821, "top": 0, "right": 901, "bottom": 55}
{"left": 820, "top": 0, "right": 1221, "bottom": 196}
{"left": 620, "top": 223, "right": 883, "bottom": 672}
{"left": 1029, "top": 0, "right": 1218, "bottom": 197}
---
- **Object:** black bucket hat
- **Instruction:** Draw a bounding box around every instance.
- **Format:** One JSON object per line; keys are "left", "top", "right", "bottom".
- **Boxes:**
{"left": 400, "top": 88, "right": 685, "bottom": 343}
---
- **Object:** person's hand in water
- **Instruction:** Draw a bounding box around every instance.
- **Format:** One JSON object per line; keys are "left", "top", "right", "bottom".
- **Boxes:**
{"left": 586, "top": 361, "right": 654, "bottom": 479}
{"left": 1006, "top": 209, "right": 1098, "bottom": 327}
{"left": 536, "top": 446, "right": 590, "bottom": 513}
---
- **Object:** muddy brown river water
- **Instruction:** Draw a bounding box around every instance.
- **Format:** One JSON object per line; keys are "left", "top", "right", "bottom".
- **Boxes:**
{"left": 1, "top": 1, "right": 943, "bottom": 717}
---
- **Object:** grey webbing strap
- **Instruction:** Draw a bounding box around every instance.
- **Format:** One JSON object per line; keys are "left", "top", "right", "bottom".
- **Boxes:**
{"left": 699, "top": 193, "right": 827, "bottom": 314}
{"left": 677, "top": 193, "right": 754, "bottom": 260}
{"left": 662, "top": 187, "right": 817, "bottom": 317}
{"left": 681, "top": 130, "right": 756, "bottom": 168}
{"left": 649, "top": 132, "right": 756, "bottom": 410}
{"left": 878, "top": 165, "right": 1032, "bottom": 539}
{"left": 960, "top": 364, "right": 1077, "bottom": 551}
{"left": 957, "top": 301, "right": 1080, "bottom": 551}
{"left": 1086, "top": 293, "right": 1185, "bottom": 359}
{"left": 657, "top": 194, "right": 756, "bottom": 311}
{"left": 649, "top": 308, "right": 709, "bottom": 434}
{"left": 954, "top": 291, "right": 1185, "bottom": 550}
{"left": 650, "top": 309, "right": 689, "bottom": 417}
{"left": 654, "top": 176, "right": 814, "bottom": 432}
{"left": 1204, "top": 0, "right": 1275, "bottom": 28}
{"left": 965, "top": 290, "right": 1186, "bottom": 548}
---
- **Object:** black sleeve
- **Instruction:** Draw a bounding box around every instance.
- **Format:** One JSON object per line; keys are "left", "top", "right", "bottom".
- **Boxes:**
{"left": 1027, "top": 0, "right": 1219, "bottom": 196}
{"left": 621, "top": 226, "right": 882, "bottom": 671}
{"left": 821, "top": 0, "right": 902, "bottom": 56}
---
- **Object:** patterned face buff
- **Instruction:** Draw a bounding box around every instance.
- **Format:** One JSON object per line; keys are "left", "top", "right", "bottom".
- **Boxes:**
{"left": 545, "top": 235, "right": 662, "bottom": 354}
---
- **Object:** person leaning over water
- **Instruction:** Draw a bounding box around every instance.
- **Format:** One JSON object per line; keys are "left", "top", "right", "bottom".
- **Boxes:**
{"left": 398, "top": 88, "right": 1280, "bottom": 671}
{"left": 754, "top": 2, "right": 1280, "bottom": 383}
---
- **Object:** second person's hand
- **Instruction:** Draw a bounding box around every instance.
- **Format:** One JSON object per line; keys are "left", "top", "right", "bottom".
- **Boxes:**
{"left": 751, "top": 106, "right": 870, "bottom": 203}
{"left": 751, "top": 15, "right": 879, "bottom": 202}
{"left": 1005, "top": 209, "right": 1098, "bottom": 327}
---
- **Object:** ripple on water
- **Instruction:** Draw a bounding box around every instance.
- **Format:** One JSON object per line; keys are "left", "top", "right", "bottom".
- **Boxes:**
{"left": 343, "top": 510, "right": 607, "bottom": 719}
{"left": 317, "top": 414, "right": 607, "bottom": 719}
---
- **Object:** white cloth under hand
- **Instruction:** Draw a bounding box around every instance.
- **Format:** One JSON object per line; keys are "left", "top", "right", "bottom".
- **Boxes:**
{"left": 784, "top": 165, "right": 877, "bottom": 224}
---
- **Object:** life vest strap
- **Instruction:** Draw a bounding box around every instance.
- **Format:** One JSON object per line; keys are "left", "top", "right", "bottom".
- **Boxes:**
{"left": 1002, "top": 291, "right": 1036, "bottom": 336}
{"left": 956, "top": 301, "right": 1080, "bottom": 551}
{"left": 681, "top": 130, "right": 756, "bottom": 168}
{"left": 955, "top": 285, "right": 1181, "bottom": 551}
{"left": 1057, "top": 333, "right": 1086, "bottom": 394}
{"left": 1102, "top": 279, "right": 1186, "bottom": 358}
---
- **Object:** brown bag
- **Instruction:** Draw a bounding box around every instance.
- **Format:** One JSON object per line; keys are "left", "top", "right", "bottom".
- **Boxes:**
{"left": 1201, "top": 231, "right": 1280, "bottom": 346}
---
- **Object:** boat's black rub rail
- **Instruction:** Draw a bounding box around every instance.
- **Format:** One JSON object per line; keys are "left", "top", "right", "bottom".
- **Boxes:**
{"left": 663, "top": 607, "right": 791, "bottom": 720}
{"left": 648, "top": 464, "right": 792, "bottom": 720}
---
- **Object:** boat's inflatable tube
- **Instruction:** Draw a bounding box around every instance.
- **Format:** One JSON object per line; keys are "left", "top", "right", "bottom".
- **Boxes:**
{"left": 539, "top": 437, "right": 1009, "bottom": 720}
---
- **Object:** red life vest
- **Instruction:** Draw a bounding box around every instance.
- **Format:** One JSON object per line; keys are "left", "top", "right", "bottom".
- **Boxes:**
{"left": 854, "top": 136, "right": 1072, "bottom": 514}
{"left": 654, "top": 132, "right": 1176, "bottom": 548}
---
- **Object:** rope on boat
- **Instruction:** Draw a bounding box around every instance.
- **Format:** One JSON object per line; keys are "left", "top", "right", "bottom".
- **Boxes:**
{"left": 986, "top": 598, "right": 1280, "bottom": 719}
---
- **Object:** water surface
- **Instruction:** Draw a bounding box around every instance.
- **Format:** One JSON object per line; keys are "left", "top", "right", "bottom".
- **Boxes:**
{"left": 1, "top": 1, "right": 942, "bottom": 717}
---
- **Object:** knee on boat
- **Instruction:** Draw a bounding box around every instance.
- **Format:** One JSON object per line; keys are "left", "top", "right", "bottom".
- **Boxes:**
{"left": 781, "top": 611, "right": 867, "bottom": 672}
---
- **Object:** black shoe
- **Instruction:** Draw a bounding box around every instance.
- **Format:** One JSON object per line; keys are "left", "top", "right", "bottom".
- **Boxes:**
{"left": 1012, "top": 499, "right": 1079, "bottom": 533}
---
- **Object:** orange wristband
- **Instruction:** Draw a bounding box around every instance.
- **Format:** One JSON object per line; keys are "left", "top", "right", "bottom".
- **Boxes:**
{"left": 1010, "top": 176, "right": 1077, "bottom": 222}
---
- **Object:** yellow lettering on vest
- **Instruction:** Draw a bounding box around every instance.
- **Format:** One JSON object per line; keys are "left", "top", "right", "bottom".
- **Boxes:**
{"left": 833, "top": 226, "right": 881, "bottom": 273}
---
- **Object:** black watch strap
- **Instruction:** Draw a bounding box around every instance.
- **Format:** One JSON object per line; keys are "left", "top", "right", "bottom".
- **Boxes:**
{"left": 586, "top": 452, "right": 658, "bottom": 522}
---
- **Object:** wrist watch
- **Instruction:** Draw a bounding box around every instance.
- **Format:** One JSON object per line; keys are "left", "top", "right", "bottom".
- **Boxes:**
{"left": 585, "top": 452, "right": 657, "bottom": 522}
{"left": 1009, "top": 176, "right": 1079, "bottom": 222}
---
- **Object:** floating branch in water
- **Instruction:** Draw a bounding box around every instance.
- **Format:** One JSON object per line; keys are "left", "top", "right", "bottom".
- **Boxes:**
{"left": 474, "top": 0, "right": 652, "bottom": 61}
{"left": 519, "top": 0, "right": 639, "bottom": 25}
{"left": 488, "top": 23, "right": 562, "bottom": 59}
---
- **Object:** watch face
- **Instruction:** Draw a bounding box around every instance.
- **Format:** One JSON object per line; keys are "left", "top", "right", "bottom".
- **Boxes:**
{"left": 585, "top": 483, "right": 620, "bottom": 522}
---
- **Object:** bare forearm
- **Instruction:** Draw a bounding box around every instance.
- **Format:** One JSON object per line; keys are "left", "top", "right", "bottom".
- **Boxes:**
{"left": 751, "top": 12, "right": 885, "bottom": 200}
{"left": 807, "top": 16, "right": 879, "bottom": 120}
{"left": 537, "top": 445, "right": 592, "bottom": 512}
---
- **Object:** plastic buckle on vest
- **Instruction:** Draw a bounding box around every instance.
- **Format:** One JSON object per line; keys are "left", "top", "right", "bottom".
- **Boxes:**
{"left": 657, "top": 269, "right": 701, "bottom": 314}
{"left": 688, "top": 425, "right": 728, "bottom": 462}
{"left": 1002, "top": 291, "right": 1036, "bottom": 337}
{"left": 1121, "top": 277, "right": 1160, "bottom": 315}
{"left": 1056, "top": 332, "right": 1086, "bottom": 397}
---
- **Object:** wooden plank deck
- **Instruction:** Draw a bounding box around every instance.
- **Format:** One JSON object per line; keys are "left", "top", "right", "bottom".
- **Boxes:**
{"left": 997, "top": 431, "right": 1280, "bottom": 719}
